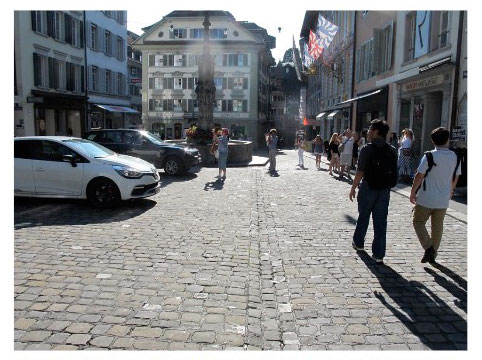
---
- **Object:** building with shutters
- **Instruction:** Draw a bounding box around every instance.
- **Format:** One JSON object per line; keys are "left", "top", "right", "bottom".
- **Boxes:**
{"left": 14, "top": 11, "right": 87, "bottom": 137}
{"left": 300, "top": 11, "right": 356, "bottom": 142}
{"left": 84, "top": 11, "right": 137, "bottom": 130}
{"left": 127, "top": 31, "right": 142, "bottom": 127}
{"left": 132, "top": 10, "right": 275, "bottom": 146}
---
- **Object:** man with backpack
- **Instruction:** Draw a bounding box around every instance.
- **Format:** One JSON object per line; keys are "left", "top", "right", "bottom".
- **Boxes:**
{"left": 410, "top": 127, "right": 461, "bottom": 263}
{"left": 349, "top": 119, "right": 398, "bottom": 263}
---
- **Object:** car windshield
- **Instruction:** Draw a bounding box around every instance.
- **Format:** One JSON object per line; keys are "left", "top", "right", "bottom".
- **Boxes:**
{"left": 63, "top": 139, "right": 116, "bottom": 158}
{"left": 142, "top": 131, "right": 164, "bottom": 145}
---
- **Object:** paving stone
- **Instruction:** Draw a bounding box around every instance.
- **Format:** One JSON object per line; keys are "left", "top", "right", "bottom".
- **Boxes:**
{"left": 20, "top": 330, "right": 51, "bottom": 342}
{"left": 192, "top": 331, "right": 216, "bottom": 344}
{"left": 25, "top": 343, "right": 52, "bottom": 350}
{"left": 133, "top": 340, "right": 169, "bottom": 350}
{"left": 111, "top": 337, "right": 135, "bottom": 349}
{"left": 130, "top": 327, "right": 162, "bottom": 338}
{"left": 89, "top": 336, "right": 114, "bottom": 348}
{"left": 46, "top": 332, "right": 70, "bottom": 344}
{"left": 14, "top": 318, "right": 36, "bottom": 330}
{"left": 52, "top": 345, "right": 78, "bottom": 350}
{"left": 65, "top": 323, "right": 93, "bottom": 334}
{"left": 217, "top": 333, "right": 245, "bottom": 346}
{"left": 66, "top": 333, "right": 91, "bottom": 345}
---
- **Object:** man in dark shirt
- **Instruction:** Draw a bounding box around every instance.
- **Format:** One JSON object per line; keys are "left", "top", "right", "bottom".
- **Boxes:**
{"left": 349, "top": 119, "right": 398, "bottom": 263}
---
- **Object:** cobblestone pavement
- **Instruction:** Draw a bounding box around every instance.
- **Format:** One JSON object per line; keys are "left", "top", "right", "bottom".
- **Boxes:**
{"left": 14, "top": 149, "right": 467, "bottom": 351}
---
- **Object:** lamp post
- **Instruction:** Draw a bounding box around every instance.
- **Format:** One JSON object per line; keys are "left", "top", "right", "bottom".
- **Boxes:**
{"left": 195, "top": 12, "right": 216, "bottom": 134}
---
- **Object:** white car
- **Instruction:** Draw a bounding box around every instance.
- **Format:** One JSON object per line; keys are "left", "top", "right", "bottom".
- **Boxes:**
{"left": 14, "top": 136, "right": 161, "bottom": 207}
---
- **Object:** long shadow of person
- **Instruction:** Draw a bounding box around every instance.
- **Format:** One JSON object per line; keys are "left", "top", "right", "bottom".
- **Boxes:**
{"left": 424, "top": 267, "right": 467, "bottom": 313}
{"left": 203, "top": 179, "right": 225, "bottom": 191}
{"left": 428, "top": 262, "right": 467, "bottom": 291}
{"left": 358, "top": 251, "right": 467, "bottom": 350}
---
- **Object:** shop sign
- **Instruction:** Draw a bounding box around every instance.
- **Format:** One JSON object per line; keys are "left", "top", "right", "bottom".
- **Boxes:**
{"left": 403, "top": 75, "right": 444, "bottom": 92}
{"left": 130, "top": 78, "right": 141, "bottom": 84}
{"left": 452, "top": 127, "right": 466, "bottom": 141}
{"left": 27, "top": 96, "right": 44, "bottom": 103}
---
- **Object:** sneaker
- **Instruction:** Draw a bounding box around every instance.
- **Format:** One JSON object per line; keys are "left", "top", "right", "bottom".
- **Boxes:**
{"left": 372, "top": 255, "right": 384, "bottom": 263}
{"left": 421, "top": 247, "right": 435, "bottom": 263}
{"left": 352, "top": 241, "right": 364, "bottom": 251}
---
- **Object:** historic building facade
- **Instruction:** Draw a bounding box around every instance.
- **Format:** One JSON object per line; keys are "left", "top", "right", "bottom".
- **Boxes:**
{"left": 132, "top": 11, "right": 275, "bottom": 147}
{"left": 14, "top": 11, "right": 87, "bottom": 137}
{"left": 127, "top": 30, "right": 142, "bottom": 126}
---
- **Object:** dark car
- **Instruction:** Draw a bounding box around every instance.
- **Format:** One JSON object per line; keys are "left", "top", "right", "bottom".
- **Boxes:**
{"left": 84, "top": 129, "right": 202, "bottom": 176}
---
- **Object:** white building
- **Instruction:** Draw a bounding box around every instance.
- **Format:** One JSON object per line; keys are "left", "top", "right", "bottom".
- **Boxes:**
{"left": 84, "top": 11, "right": 137, "bottom": 130}
{"left": 14, "top": 11, "right": 86, "bottom": 137}
{"left": 133, "top": 10, "right": 274, "bottom": 146}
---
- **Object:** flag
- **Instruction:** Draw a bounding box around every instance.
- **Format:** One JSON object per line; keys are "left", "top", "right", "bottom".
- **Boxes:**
{"left": 309, "top": 29, "right": 323, "bottom": 60}
{"left": 303, "top": 41, "right": 314, "bottom": 68}
{"left": 316, "top": 13, "right": 339, "bottom": 52}
{"left": 292, "top": 35, "right": 302, "bottom": 81}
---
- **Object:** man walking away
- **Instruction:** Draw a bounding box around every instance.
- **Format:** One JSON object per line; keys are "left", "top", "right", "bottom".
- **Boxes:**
{"left": 339, "top": 129, "right": 354, "bottom": 179}
{"left": 267, "top": 129, "right": 278, "bottom": 173}
{"left": 349, "top": 120, "right": 398, "bottom": 263}
{"left": 410, "top": 127, "right": 461, "bottom": 263}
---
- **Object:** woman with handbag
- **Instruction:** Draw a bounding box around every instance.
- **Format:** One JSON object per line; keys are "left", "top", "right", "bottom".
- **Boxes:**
{"left": 296, "top": 135, "right": 306, "bottom": 167}
{"left": 398, "top": 128, "right": 414, "bottom": 183}
{"left": 213, "top": 128, "right": 229, "bottom": 180}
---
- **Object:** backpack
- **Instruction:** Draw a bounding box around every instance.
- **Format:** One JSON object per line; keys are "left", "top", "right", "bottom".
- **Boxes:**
{"left": 338, "top": 138, "right": 350, "bottom": 153}
{"left": 418, "top": 149, "right": 462, "bottom": 192}
{"left": 364, "top": 143, "right": 398, "bottom": 190}
{"left": 450, "top": 147, "right": 466, "bottom": 187}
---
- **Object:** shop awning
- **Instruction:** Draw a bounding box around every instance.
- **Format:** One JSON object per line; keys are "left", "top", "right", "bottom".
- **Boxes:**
{"left": 327, "top": 110, "right": 340, "bottom": 120}
{"left": 316, "top": 112, "right": 327, "bottom": 119}
{"left": 302, "top": 117, "right": 318, "bottom": 126}
{"left": 94, "top": 104, "right": 139, "bottom": 113}
{"left": 335, "top": 89, "right": 382, "bottom": 106}
{"left": 376, "top": 56, "right": 452, "bottom": 88}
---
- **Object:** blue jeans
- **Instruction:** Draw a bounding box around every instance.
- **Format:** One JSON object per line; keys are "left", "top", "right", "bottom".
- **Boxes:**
{"left": 353, "top": 181, "right": 391, "bottom": 258}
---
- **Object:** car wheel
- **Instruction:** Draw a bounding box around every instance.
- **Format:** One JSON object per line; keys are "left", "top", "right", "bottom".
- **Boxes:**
{"left": 87, "top": 178, "right": 121, "bottom": 208}
{"left": 164, "top": 156, "right": 184, "bottom": 176}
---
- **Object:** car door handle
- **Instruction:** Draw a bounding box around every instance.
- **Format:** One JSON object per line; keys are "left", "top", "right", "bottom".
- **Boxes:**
{"left": 34, "top": 168, "right": 46, "bottom": 172}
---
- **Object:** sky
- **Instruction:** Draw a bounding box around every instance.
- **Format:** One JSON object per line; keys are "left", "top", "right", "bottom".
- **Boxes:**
{"left": 126, "top": 4, "right": 307, "bottom": 63}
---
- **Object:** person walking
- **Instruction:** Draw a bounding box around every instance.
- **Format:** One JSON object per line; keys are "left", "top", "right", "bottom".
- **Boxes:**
{"left": 296, "top": 134, "right": 305, "bottom": 167}
{"left": 213, "top": 128, "right": 229, "bottom": 180}
{"left": 313, "top": 135, "right": 323, "bottom": 169}
{"left": 398, "top": 128, "right": 414, "bottom": 183}
{"left": 267, "top": 129, "right": 278, "bottom": 173}
{"left": 349, "top": 119, "right": 398, "bottom": 263}
{"left": 338, "top": 129, "right": 354, "bottom": 180}
{"left": 410, "top": 127, "right": 461, "bottom": 263}
{"left": 328, "top": 133, "right": 340, "bottom": 176}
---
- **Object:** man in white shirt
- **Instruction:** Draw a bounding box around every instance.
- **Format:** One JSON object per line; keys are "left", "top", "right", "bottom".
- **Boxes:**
{"left": 339, "top": 129, "right": 354, "bottom": 179}
{"left": 410, "top": 127, "right": 461, "bottom": 263}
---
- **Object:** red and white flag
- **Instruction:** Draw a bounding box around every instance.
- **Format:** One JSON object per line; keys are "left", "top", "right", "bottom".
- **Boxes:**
{"left": 308, "top": 29, "right": 323, "bottom": 60}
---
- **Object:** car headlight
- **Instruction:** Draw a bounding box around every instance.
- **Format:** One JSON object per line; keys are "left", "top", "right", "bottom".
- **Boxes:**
{"left": 113, "top": 165, "right": 143, "bottom": 179}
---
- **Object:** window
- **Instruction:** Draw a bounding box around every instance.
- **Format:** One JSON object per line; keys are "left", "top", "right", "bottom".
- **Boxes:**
{"left": 71, "top": 18, "right": 79, "bottom": 47}
{"left": 430, "top": 11, "right": 450, "bottom": 51}
{"left": 373, "top": 22, "right": 393, "bottom": 74}
{"left": 149, "top": 99, "right": 163, "bottom": 111}
{"left": 54, "top": 12, "right": 63, "bottom": 41}
{"left": 170, "top": 28, "right": 187, "bottom": 39}
{"left": 405, "top": 12, "right": 417, "bottom": 61}
{"left": 210, "top": 28, "right": 227, "bottom": 39}
{"left": 190, "top": 28, "right": 204, "bottom": 39}
{"left": 91, "top": 24, "right": 98, "bottom": 50}
{"left": 55, "top": 59, "right": 66, "bottom": 90}
{"left": 154, "top": 77, "right": 162, "bottom": 89}
{"left": 33, "top": 53, "right": 49, "bottom": 88}
{"left": 162, "top": 99, "right": 174, "bottom": 111}
{"left": 105, "top": 31, "right": 111, "bottom": 55}
{"left": 174, "top": 78, "right": 183, "bottom": 90}
{"left": 188, "top": 54, "right": 200, "bottom": 66}
{"left": 105, "top": 70, "right": 111, "bottom": 93}
{"left": 116, "top": 37, "right": 123, "bottom": 59}
{"left": 215, "top": 54, "right": 223, "bottom": 66}
{"left": 233, "top": 77, "right": 247, "bottom": 90}
{"left": 174, "top": 54, "right": 185, "bottom": 67}
{"left": 154, "top": 55, "right": 163, "bottom": 67}
{"left": 440, "top": 11, "right": 449, "bottom": 48}
{"left": 223, "top": 54, "right": 248, "bottom": 67}
{"left": 214, "top": 77, "right": 223, "bottom": 89}
{"left": 31, "top": 11, "right": 44, "bottom": 33}
{"left": 131, "top": 67, "right": 139, "bottom": 76}
{"left": 91, "top": 66, "right": 98, "bottom": 91}
{"left": 117, "top": 73, "right": 123, "bottom": 95}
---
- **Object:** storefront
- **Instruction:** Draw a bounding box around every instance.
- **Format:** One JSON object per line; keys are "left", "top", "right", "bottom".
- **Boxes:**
{"left": 353, "top": 88, "right": 388, "bottom": 132}
{"left": 88, "top": 104, "right": 139, "bottom": 130}
{"left": 30, "top": 90, "right": 86, "bottom": 137}
{"left": 320, "top": 107, "right": 351, "bottom": 140}
{"left": 396, "top": 62, "right": 454, "bottom": 157}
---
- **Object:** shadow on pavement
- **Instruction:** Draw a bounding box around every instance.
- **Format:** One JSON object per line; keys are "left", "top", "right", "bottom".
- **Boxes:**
{"left": 333, "top": 175, "right": 353, "bottom": 184}
{"left": 14, "top": 197, "right": 157, "bottom": 230}
{"left": 424, "top": 267, "right": 467, "bottom": 313}
{"left": 158, "top": 172, "right": 198, "bottom": 188}
{"left": 358, "top": 251, "right": 467, "bottom": 350}
{"left": 344, "top": 214, "right": 358, "bottom": 225}
{"left": 428, "top": 262, "right": 467, "bottom": 291}
{"left": 204, "top": 179, "right": 225, "bottom": 191}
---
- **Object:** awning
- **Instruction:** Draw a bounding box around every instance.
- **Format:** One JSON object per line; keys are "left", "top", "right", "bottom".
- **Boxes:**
{"left": 327, "top": 110, "right": 340, "bottom": 120}
{"left": 94, "top": 104, "right": 139, "bottom": 113}
{"left": 316, "top": 112, "right": 327, "bottom": 119}
{"left": 376, "top": 56, "right": 452, "bottom": 88}
{"left": 303, "top": 117, "right": 318, "bottom": 126}
{"left": 335, "top": 89, "right": 382, "bottom": 106}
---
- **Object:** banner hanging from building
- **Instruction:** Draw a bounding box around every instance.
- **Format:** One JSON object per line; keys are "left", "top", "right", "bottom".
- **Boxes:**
{"left": 415, "top": 11, "right": 430, "bottom": 58}
{"left": 315, "top": 13, "right": 339, "bottom": 53}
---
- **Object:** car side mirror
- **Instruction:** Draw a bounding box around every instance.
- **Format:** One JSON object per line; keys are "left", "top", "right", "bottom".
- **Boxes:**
{"left": 62, "top": 154, "right": 77, "bottom": 167}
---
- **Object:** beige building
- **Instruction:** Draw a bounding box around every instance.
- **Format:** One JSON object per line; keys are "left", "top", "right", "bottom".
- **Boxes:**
{"left": 132, "top": 11, "right": 274, "bottom": 147}
{"left": 14, "top": 11, "right": 86, "bottom": 137}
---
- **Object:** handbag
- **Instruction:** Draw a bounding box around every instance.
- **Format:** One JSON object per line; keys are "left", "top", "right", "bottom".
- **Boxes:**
{"left": 338, "top": 138, "right": 349, "bottom": 153}
{"left": 214, "top": 149, "right": 219, "bottom": 159}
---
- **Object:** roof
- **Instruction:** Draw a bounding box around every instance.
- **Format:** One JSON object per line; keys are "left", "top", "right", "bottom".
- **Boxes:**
{"left": 238, "top": 21, "right": 276, "bottom": 49}
{"left": 141, "top": 10, "right": 235, "bottom": 32}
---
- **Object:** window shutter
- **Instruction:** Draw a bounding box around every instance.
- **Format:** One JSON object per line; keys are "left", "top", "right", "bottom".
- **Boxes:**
{"left": 430, "top": 11, "right": 441, "bottom": 52}
{"left": 149, "top": 77, "right": 154, "bottom": 89}
{"left": 387, "top": 22, "right": 393, "bottom": 70}
{"left": 99, "top": 68, "right": 105, "bottom": 93}
{"left": 48, "top": 57, "right": 54, "bottom": 88}
{"left": 79, "top": 21, "right": 84, "bottom": 48}
{"left": 81, "top": 65, "right": 84, "bottom": 92}
{"left": 47, "top": 11, "right": 54, "bottom": 37}
{"left": 243, "top": 78, "right": 248, "bottom": 89}
{"left": 223, "top": 77, "right": 227, "bottom": 90}
{"left": 242, "top": 100, "right": 247, "bottom": 112}
{"left": 162, "top": 55, "right": 167, "bottom": 67}
{"left": 87, "top": 65, "right": 92, "bottom": 90}
{"left": 169, "top": 55, "right": 174, "bottom": 66}
{"left": 97, "top": 27, "right": 104, "bottom": 52}
{"left": 182, "top": 78, "right": 187, "bottom": 89}
{"left": 373, "top": 29, "right": 382, "bottom": 75}
{"left": 163, "top": 99, "right": 167, "bottom": 110}
{"left": 190, "top": 29, "right": 194, "bottom": 38}
{"left": 162, "top": 78, "right": 167, "bottom": 89}
{"left": 188, "top": 77, "right": 193, "bottom": 89}
{"left": 31, "top": 11, "right": 37, "bottom": 31}
{"left": 85, "top": 21, "right": 91, "bottom": 49}
{"left": 64, "top": 14, "right": 72, "bottom": 45}
{"left": 234, "top": 55, "right": 238, "bottom": 66}
{"left": 228, "top": 100, "right": 233, "bottom": 112}
{"left": 66, "top": 62, "right": 71, "bottom": 90}
{"left": 149, "top": 99, "right": 153, "bottom": 111}
{"left": 228, "top": 77, "right": 234, "bottom": 89}
{"left": 33, "top": 53, "right": 41, "bottom": 86}
{"left": 355, "top": 48, "right": 360, "bottom": 83}
{"left": 223, "top": 54, "right": 227, "bottom": 66}
{"left": 182, "top": 54, "right": 187, "bottom": 67}
{"left": 149, "top": 54, "right": 154, "bottom": 67}
{"left": 222, "top": 100, "right": 226, "bottom": 112}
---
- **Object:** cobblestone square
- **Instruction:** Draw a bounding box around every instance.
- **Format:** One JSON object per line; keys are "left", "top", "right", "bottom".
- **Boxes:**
{"left": 14, "top": 150, "right": 467, "bottom": 351}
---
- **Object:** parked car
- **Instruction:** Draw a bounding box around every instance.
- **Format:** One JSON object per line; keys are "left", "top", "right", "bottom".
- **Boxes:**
{"left": 14, "top": 136, "right": 161, "bottom": 207}
{"left": 84, "top": 129, "right": 202, "bottom": 176}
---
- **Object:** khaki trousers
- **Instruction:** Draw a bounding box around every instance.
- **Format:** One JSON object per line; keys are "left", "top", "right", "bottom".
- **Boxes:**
{"left": 412, "top": 204, "right": 447, "bottom": 251}
{"left": 269, "top": 149, "right": 277, "bottom": 171}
